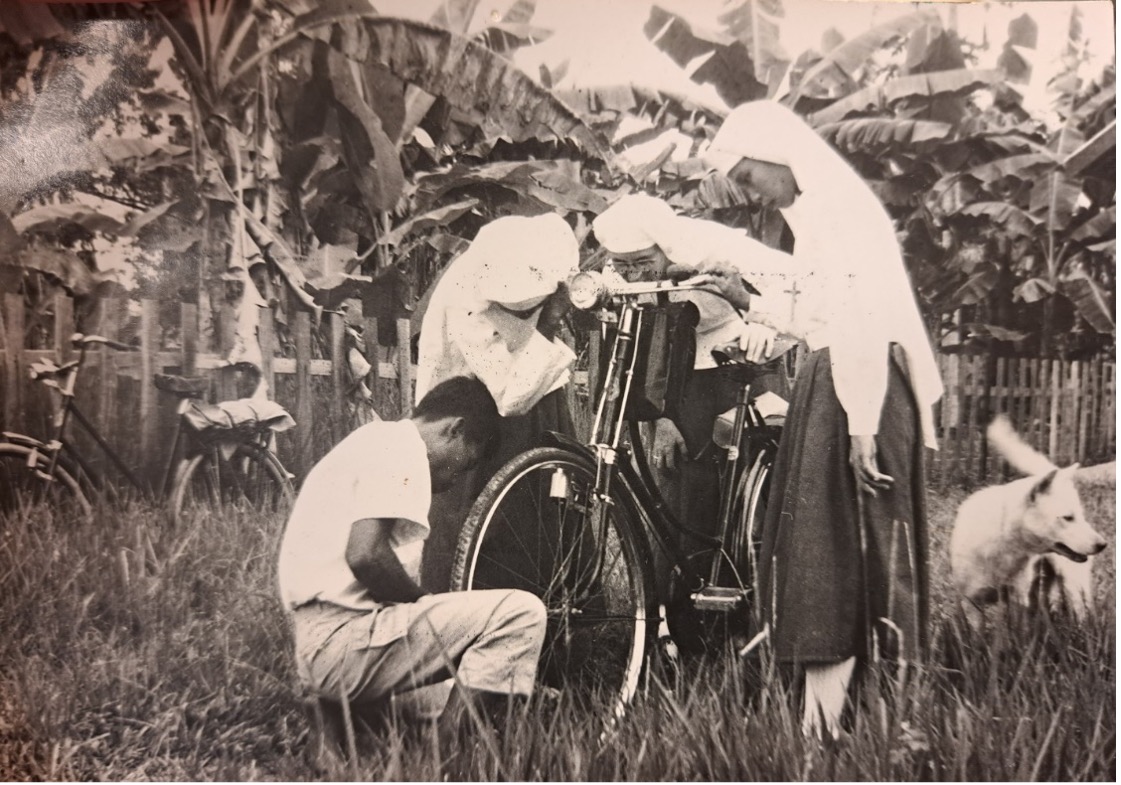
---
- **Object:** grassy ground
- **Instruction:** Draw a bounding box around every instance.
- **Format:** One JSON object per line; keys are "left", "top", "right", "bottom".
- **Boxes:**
{"left": 0, "top": 476, "right": 1114, "bottom": 781}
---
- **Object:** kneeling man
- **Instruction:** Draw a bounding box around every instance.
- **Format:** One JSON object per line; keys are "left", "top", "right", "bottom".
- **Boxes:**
{"left": 278, "top": 376, "right": 546, "bottom": 740}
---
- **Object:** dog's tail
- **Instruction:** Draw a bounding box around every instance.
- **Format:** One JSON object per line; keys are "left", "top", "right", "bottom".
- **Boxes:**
{"left": 987, "top": 414, "right": 1057, "bottom": 476}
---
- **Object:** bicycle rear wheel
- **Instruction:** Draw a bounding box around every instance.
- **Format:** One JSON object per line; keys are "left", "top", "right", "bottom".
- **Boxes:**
{"left": 731, "top": 447, "right": 775, "bottom": 625}
{"left": 450, "top": 447, "right": 654, "bottom": 722}
{"left": 0, "top": 443, "right": 91, "bottom": 518}
{"left": 171, "top": 441, "right": 294, "bottom": 526}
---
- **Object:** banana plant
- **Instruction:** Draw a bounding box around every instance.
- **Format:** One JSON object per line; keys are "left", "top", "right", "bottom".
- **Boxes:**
{"left": 1, "top": 0, "right": 614, "bottom": 371}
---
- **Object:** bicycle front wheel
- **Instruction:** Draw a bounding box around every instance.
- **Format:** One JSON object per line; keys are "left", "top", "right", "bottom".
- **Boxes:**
{"left": 450, "top": 447, "right": 654, "bottom": 721}
{"left": 171, "top": 441, "right": 294, "bottom": 526}
{"left": 0, "top": 443, "right": 91, "bottom": 518}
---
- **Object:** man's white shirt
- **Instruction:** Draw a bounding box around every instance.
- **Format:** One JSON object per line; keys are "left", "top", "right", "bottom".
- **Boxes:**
{"left": 277, "top": 419, "right": 431, "bottom": 612}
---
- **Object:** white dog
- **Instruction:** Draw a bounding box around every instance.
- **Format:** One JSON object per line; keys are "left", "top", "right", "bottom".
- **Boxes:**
{"left": 950, "top": 415, "right": 1107, "bottom": 622}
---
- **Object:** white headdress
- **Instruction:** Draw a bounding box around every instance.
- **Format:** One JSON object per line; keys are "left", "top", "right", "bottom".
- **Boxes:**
{"left": 592, "top": 194, "right": 678, "bottom": 254}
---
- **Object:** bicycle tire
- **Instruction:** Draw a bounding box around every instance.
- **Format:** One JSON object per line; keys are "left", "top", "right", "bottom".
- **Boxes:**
{"left": 0, "top": 443, "right": 92, "bottom": 518}
{"left": 170, "top": 441, "right": 294, "bottom": 526}
{"left": 450, "top": 446, "right": 655, "bottom": 721}
{"left": 731, "top": 447, "right": 775, "bottom": 625}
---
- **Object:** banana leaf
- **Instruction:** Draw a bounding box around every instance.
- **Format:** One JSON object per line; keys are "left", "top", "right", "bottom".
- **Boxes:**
{"left": 955, "top": 201, "right": 1041, "bottom": 238}
{"left": 4, "top": 244, "right": 95, "bottom": 297}
{"left": 1070, "top": 206, "right": 1116, "bottom": 245}
{"left": 943, "top": 153, "right": 1059, "bottom": 191}
{"left": 786, "top": 8, "right": 940, "bottom": 102}
{"left": 1060, "top": 270, "right": 1115, "bottom": 333}
{"left": 951, "top": 263, "right": 999, "bottom": 305}
{"left": 817, "top": 118, "right": 952, "bottom": 156}
{"left": 326, "top": 45, "right": 406, "bottom": 212}
{"left": 810, "top": 68, "right": 1002, "bottom": 126}
{"left": 1029, "top": 172, "right": 1083, "bottom": 232}
{"left": 11, "top": 204, "right": 125, "bottom": 236}
{"left": 351, "top": 18, "right": 612, "bottom": 161}
{"left": 1012, "top": 276, "right": 1055, "bottom": 303}
{"left": 380, "top": 198, "right": 480, "bottom": 248}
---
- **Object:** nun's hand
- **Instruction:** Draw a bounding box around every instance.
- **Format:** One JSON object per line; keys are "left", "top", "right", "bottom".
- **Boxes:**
{"left": 737, "top": 322, "right": 776, "bottom": 364}
{"left": 690, "top": 261, "right": 753, "bottom": 310}
{"left": 849, "top": 435, "right": 894, "bottom": 496}
{"left": 652, "top": 417, "right": 685, "bottom": 473}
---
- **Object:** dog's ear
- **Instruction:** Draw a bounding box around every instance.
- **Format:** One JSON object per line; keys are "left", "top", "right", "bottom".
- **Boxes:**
{"left": 1029, "top": 468, "right": 1058, "bottom": 502}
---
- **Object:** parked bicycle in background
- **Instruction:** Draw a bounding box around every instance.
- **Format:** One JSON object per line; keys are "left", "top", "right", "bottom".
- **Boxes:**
{"left": 0, "top": 333, "right": 296, "bottom": 524}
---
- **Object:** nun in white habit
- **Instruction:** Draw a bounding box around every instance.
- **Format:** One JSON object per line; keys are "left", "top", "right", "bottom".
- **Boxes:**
{"left": 415, "top": 213, "right": 580, "bottom": 590}
{"left": 705, "top": 100, "right": 944, "bottom": 740}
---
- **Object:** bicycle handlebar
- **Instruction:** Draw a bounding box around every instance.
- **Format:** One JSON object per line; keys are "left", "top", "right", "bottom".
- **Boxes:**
{"left": 568, "top": 270, "right": 720, "bottom": 310}
{"left": 71, "top": 333, "right": 137, "bottom": 352}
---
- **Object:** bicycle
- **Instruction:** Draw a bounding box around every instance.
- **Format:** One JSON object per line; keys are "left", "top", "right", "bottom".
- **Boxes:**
{"left": 0, "top": 333, "right": 296, "bottom": 525}
{"left": 449, "top": 271, "right": 791, "bottom": 721}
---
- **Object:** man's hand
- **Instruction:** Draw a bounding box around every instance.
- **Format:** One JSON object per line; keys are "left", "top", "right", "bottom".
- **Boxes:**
{"left": 737, "top": 322, "right": 777, "bottom": 364}
{"left": 849, "top": 435, "right": 894, "bottom": 496}
{"left": 689, "top": 260, "right": 754, "bottom": 310}
{"left": 537, "top": 283, "right": 571, "bottom": 340}
{"left": 652, "top": 417, "right": 686, "bottom": 472}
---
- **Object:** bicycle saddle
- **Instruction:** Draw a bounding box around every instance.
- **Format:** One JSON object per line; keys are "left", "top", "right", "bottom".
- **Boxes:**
{"left": 153, "top": 374, "right": 210, "bottom": 399}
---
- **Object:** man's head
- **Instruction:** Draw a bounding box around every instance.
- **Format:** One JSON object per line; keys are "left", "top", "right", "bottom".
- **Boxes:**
{"left": 412, "top": 376, "right": 501, "bottom": 492}
{"left": 592, "top": 195, "right": 676, "bottom": 282}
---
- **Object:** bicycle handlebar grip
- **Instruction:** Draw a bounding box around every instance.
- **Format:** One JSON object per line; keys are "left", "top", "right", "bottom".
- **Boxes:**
{"left": 71, "top": 333, "right": 137, "bottom": 352}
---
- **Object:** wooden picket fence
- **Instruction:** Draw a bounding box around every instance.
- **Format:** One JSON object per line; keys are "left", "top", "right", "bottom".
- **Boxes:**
{"left": 0, "top": 291, "right": 1115, "bottom": 488}
{"left": 929, "top": 353, "right": 1115, "bottom": 486}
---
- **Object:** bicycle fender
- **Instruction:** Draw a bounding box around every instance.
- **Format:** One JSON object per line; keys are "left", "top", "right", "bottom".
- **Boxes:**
{"left": 1, "top": 432, "right": 92, "bottom": 489}
{"left": 534, "top": 430, "right": 661, "bottom": 529}
{"left": 534, "top": 430, "right": 596, "bottom": 461}
{"left": 1, "top": 432, "right": 51, "bottom": 451}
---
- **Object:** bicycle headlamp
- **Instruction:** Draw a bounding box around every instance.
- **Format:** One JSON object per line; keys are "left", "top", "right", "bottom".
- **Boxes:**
{"left": 568, "top": 271, "right": 606, "bottom": 310}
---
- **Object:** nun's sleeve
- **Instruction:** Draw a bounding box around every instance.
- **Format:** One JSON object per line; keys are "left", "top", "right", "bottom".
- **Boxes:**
{"left": 823, "top": 253, "right": 892, "bottom": 438}
{"left": 448, "top": 307, "right": 575, "bottom": 417}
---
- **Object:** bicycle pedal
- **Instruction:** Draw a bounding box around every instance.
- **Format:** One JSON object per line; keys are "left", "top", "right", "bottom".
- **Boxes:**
{"left": 690, "top": 586, "right": 745, "bottom": 613}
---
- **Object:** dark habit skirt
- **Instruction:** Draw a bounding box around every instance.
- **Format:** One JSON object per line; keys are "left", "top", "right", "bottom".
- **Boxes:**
{"left": 756, "top": 346, "right": 929, "bottom": 665}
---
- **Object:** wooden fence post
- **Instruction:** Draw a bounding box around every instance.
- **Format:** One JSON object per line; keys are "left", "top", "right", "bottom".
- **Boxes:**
{"left": 54, "top": 292, "right": 74, "bottom": 364}
{"left": 1, "top": 294, "right": 23, "bottom": 431}
{"left": 1032, "top": 358, "right": 1046, "bottom": 457}
{"left": 330, "top": 311, "right": 347, "bottom": 429}
{"left": 1048, "top": 359, "right": 1061, "bottom": 461}
{"left": 362, "top": 311, "right": 379, "bottom": 389}
{"left": 294, "top": 309, "right": 313, "bottom": 477}
{"left": 181, "top": 302, "right": 198, "bottom": 377}
{"left": 257, "top": 306, "right": 274, "bottom": 394}
{"left": 1105, "top": 363, "right": 1116, "bottom": 458}
{"left": 396, "top": 318, "right": 412, "bottom": 417}
{"left": 96, "top": 297, "right": 121, "bottom": 449}
{"left": 139, "top": 299, "right": 159, "bottom": 479}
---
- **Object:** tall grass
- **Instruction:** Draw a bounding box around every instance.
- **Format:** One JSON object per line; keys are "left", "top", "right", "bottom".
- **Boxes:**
{"left": 0, "top": 480, "right": 1114, "bottom": 780}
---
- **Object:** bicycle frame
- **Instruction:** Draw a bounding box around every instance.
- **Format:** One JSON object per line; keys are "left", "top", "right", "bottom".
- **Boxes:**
{"left": 571, "top": 272, "right": 770, "bottom": 597}
{"left": 17, "top": 340, "right": 184, "bottom": 501}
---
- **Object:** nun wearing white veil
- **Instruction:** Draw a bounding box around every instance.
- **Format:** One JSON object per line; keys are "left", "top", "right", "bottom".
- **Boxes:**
{"left": 706, "top": 100, "right": 944, "bottom": 740}
{"left": 415, "top": 213, "right": 580, "bottom": 591}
